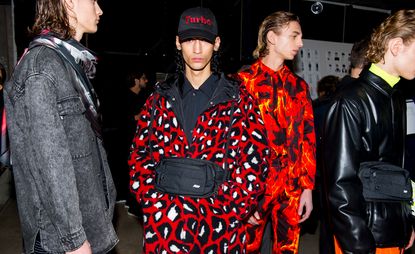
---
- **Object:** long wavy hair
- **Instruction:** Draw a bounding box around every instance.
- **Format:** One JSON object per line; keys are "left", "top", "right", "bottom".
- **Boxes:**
{"left": 366, "top": 9, "right": 415, "bottom": 64}
{"left": 30, "top": 0, "right": 74, "bottom": 39}
{"left": 253, "top": 11, "right": 300, "bottom": 59}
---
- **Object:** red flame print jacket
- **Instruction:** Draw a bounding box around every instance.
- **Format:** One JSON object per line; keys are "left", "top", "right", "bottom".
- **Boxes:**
{"left": 239, "top": 61, "right": 316, "bottom": 210}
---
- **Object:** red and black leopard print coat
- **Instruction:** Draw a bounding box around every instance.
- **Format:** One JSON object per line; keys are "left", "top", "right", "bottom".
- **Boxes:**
{"left": 129, "top": 74, "right": 270, "bottom": 253}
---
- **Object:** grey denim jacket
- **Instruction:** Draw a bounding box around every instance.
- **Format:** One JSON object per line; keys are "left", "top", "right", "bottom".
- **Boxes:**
{"left": 4, "top": 45, "right": 118, "bottom": 253}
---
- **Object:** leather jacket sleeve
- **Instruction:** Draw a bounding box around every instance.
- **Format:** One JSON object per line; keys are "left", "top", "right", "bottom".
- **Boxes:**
{"left": 323, "top": 96, "right": 376, "bottom": 253}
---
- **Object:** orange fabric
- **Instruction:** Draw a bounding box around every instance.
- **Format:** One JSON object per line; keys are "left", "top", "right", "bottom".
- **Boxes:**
{"left": 239, "top": 61, "right": 316, "bottom": 253}
{"left": 334, "top": 237, "right": 402, "bottom": 254}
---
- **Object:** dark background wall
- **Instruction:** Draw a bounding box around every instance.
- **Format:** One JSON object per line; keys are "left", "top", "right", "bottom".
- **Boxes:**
{"left": 10, "top": 0, "right": 415, "bottom": 127}
{"left": 13, "top": 0, "right": 409, "bottom": 74}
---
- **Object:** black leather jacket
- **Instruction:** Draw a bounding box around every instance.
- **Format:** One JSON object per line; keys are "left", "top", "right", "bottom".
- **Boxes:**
{"left": 322, "top": 69, "right": 411, "bottom": 253}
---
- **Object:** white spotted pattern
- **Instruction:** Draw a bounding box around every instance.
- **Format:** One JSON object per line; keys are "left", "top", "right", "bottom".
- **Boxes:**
{"left": 167, "top": 205, "right": 179, "bottom": 221}
{"left": 155, "top": 211, "right": 162, "bottom": 221}
{"left": 169, "top": 244, "right": 180, "bottom": 252}
{"left": 214, "top": 221, "right": 223, "bottom": 233}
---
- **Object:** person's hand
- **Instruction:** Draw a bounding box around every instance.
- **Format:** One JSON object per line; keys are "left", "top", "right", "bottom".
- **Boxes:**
{"left": 247, "top": 211, "right": 261, "bottom": 225}
{"left": 66, "top": 240, "right": 92, "bottom": 254}
{"left": 405, "top": 229, "right": 415, "bottom": 250}
{"left": 298, "top": 189, "right": 313, "bottom": 223}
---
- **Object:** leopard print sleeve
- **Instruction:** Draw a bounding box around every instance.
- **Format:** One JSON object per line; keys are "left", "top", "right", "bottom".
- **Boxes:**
{"left": 214, "top": 89, "right": 270, "bottom": 221}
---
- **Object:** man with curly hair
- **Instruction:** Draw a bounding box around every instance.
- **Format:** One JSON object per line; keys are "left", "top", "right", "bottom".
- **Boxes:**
{"left": 322, "top": 9, "right": 415, "bottom": 254}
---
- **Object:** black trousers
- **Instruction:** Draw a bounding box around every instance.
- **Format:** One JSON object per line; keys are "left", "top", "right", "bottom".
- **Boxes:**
{"left": 33, "top": 234, "right": 50, "bottom": 254}
{"left": 33, "top": 233, "right": 65, "bottom": 254}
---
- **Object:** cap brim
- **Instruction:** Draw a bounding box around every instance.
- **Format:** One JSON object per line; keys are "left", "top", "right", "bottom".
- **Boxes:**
{"left": 178, "top": 29, "right": 216, "bottom": 44}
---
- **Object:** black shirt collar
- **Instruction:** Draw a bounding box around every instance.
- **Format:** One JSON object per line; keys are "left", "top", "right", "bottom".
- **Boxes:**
{"left": 182, "top": 74, "right": 219, "bottom": 98}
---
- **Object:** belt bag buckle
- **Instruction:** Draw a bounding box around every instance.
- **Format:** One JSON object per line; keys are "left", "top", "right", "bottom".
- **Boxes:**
{"left": 155, "top": 157, "right": 228, "bottom": 198}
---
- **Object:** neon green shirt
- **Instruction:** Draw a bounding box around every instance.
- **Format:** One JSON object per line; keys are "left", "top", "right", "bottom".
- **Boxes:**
{"left": 369, "top": 63, "right": 400, "bottom": 87}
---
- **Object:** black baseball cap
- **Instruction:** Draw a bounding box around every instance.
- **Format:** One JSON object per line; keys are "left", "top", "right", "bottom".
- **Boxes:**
{"left": 177, "top": 7, "right": 218, "bottom": 44}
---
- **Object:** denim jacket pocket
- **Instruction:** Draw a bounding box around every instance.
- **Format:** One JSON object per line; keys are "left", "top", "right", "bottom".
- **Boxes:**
{"left": 57, "top": 96, "right": 92, "bottom": 159}
{"left": 57, "top": 96, "right": 86, "bottom": 116}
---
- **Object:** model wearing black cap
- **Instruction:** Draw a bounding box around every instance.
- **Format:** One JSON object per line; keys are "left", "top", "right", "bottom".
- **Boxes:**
{"left": 128, "top": 6, "right": 270, "bottom": 253}
{"left": 177, "top": 7, "right": 218, "bottom": 44}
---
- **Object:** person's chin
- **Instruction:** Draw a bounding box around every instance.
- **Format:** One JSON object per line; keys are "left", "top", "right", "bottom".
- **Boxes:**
{"left": 87, "top": 26, "right": 98, "bottom": 34}
{"left": 286, "top": 55, "right": 295, "bottom": 60}
{"left": 187, "top": 63, "right": 209, "bottom": 72}
{"left": 403, "top": 74, "right": 415, "bottom": 80}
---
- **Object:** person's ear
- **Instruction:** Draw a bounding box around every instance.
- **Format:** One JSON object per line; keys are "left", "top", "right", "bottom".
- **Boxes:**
{"left": 63, "top": 0, "right": 74, "bottom": 10}
{"left": 176, "top": 36, "right": 181, "bottom": 50}
{"left": 63, "top": 0, "right": 77, "bottom": 25}
{"left": 389, "top": 37, "right": 403, "bottom": 57}
{"left": 213, "top": 37, "right": 221, "bottom": 51}
{"left": 266, "top": 30, "right": 276, "bottom": 46}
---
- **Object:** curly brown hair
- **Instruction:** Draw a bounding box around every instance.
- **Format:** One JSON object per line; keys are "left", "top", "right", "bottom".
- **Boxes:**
{"left": 30, "top": 0, "right": 74, "bottom": 39}
{"left": 253, "top": 11, "right": 300, "bottom": 59}
{"left": 366, "top": 9, "right": 415, "bottom": 64}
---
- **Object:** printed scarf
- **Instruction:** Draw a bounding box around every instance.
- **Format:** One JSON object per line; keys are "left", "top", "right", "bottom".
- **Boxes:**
{"left": 28, "top": 33, "right": 103, "bottom": 139}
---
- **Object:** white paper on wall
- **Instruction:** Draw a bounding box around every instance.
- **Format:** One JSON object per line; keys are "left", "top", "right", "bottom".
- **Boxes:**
{"left": 294, "top": 39, "right": 353, "bottom": 100}
{"left": 407, "top": 99, "right": 415, "bottom": 135}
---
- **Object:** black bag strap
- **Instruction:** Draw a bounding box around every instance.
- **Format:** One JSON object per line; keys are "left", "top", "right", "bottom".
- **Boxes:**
{"left": 148, "top": 95, "right": 236, "bottom": 172}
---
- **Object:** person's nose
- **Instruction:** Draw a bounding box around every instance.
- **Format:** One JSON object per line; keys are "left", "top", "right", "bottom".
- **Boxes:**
{"left": 96, "top": 2, "right": 103, "bottom": 16}
{"left": 193, "top": 40, "right": 202, "bottom": 54}
{"left": 298, "top": 38, "right": 303, "bottom": 48}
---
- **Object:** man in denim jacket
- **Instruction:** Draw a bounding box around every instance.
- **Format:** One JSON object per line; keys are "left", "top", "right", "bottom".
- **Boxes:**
{"left": 4, "top": 0, "right": 118, "bottom": 253}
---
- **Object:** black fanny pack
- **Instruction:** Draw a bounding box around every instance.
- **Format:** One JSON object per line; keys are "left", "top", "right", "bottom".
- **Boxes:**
{"left": 358, "top": 161, "right": 412, "bottom": 202}
{"left": 155, "top": 157, "right": 229, "bottom": 198}
{"left": 149, "top": 96, "right": 236, "bottom": 198}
